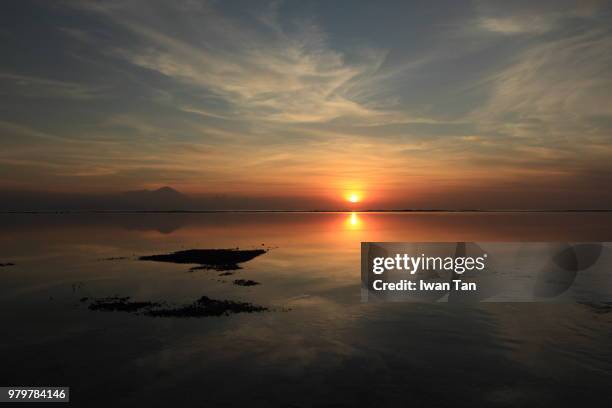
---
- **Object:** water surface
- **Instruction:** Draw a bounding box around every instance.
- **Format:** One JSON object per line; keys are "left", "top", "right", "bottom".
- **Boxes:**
{"left": 1, "top": 212, "right": 612, "bottom": 407}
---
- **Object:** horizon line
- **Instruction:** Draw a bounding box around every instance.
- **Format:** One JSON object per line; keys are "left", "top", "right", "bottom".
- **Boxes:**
{"left": 2, "top": 209, "right": 612, "bottom": 214}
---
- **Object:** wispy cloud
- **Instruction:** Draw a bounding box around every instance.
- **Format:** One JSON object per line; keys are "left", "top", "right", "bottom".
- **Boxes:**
{"left": 479, "top": 16, "right": 555, "bottom": 35}
{"left": 474, "top": 29, "right": 612, "bottom": 141}
{"left": 474, "top": 0, "right": 606, "bottom": 36}
{"left": 0, "top": 72, "right": 103, "bottom": 99}
{"left": 80, "top": 2, "right": 394, "bottom": 125}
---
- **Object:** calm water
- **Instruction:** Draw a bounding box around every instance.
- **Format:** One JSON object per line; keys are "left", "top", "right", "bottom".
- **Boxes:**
{"left": 1, "top": 212, "right": 612, "bottom": 407}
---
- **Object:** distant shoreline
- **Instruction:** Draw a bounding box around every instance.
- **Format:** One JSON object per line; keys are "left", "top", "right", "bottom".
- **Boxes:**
{"left": 2, "top": 209, "right": 612, "bottom": 214}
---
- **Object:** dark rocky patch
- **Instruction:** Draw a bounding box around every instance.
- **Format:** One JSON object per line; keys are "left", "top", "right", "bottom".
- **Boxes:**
{"left": 0, "top": 263, "right": 15, "bottom": 267}
{"left": 218, "top": 271, "right": 234, "bottom": 276}
{"left": 189, "top": 264, "right": 242, "bottom": 272}
{"left": 83, "top": 295, "right": 268, "bottom": 318}
{"left": 145, "top": 296, "right": 267, "bottom": 317}
{"left": 99, "top": 257, "right": 128, "bottom": 261}
{"left": 140, "top": 248, "right": 266, "bottom": 271}
{"left": 233, "top": 279, "right": 260, "bottom": 287}
{"left": 88, "top": 296, "right": 160, "bottom": 312}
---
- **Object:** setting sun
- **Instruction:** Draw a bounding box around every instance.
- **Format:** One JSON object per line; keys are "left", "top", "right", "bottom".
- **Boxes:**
{"left": 347, "top": 193, "right": 360, "bottom": 203}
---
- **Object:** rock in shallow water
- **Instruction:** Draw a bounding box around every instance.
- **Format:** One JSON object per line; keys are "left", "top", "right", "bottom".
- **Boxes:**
{"left": 140, "top": 248, "right": 266, "bottom": 271}
{"left": 233, "top": 279, "right": 260, "bottom": 287}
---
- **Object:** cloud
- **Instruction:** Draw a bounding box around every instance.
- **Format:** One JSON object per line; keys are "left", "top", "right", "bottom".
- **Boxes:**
{"left": 475, "top": 30, "right": 612, "bottom": 139}
{"left": 475, "top": 0, "right": 606, "bottom": 36}
{"left": 479, "top": 16, "right": 555, "bottom": 35}
{"left": 0, "top": 72, "right": 103, "bottom": 100}
{"left": 79, "top": 1, "right": 393, "bottom": 125}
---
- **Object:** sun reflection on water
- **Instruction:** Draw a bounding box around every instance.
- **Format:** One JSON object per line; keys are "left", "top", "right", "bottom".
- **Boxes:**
{"left": 345, "top": 212, "right": 362, "bottom": 230}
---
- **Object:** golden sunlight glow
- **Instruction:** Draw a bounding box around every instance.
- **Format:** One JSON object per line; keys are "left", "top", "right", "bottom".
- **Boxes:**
{"left": 345, "top": 212, "right": 361, "bottom": 230}
{"left": 347, "top": 193, "right": 360, "bottom": 203}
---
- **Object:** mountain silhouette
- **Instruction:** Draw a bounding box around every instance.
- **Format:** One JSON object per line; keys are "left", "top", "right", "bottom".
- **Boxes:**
{"left": 0, "top": 187, "right": 192, "bottom": 211}
{"left": 120, "top": 187, "right": 190, "bottom": 210}
{"left": 124, "top": 186, "right": 183, "bottom": 198}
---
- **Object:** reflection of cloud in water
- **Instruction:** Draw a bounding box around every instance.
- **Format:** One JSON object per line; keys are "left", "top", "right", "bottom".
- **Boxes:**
{"left": 481, "top": 303, "right": 612, "bottom": 376}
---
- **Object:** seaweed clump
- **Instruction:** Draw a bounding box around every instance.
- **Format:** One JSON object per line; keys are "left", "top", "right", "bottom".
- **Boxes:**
{"left": 145, "top": 296, "right": 267, "bottom": 317}
{"left": 88, "top": 296, "right": 160, "bottom": 312}
{"left": 84, "top": 295, "right": 268, "bottom": 318}
{"left": 233, "top": 279, "right": 260, "bottom": 287}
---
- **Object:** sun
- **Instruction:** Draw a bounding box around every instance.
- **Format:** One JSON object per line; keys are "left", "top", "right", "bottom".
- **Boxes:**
{"left": 347, "top": 193, "right": 360, "bottom": 203}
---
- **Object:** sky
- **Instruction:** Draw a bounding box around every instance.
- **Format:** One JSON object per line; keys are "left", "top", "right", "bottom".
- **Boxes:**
{"left": 1, "top": 0, "right": 612, "bottom": 209}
